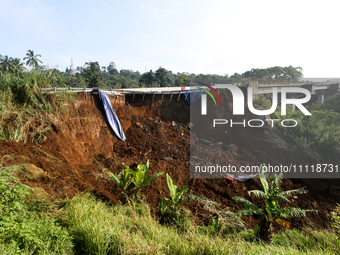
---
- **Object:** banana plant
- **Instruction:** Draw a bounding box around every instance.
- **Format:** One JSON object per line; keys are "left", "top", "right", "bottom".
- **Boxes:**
{"left": 130, "top": 160, "right": 164, "bottom": 190}
{"left": 108, "top": 164, "right": 132, "bottom": 194}
{"left": 159, "top": 173, "right": 188, "bottom": 215}
{"left": 232, "top": 164, "right": 313, "bottom": 242}
{"left": 109, "top": 160, "right": 164, "bottom": 203}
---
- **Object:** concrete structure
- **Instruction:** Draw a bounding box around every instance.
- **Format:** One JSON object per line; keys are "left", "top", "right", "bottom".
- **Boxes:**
{"left": 246, "top": 81, "right": 340, "bottom": 103}
{"left": 42, "top": 81, "right": 340, "bottom": 104}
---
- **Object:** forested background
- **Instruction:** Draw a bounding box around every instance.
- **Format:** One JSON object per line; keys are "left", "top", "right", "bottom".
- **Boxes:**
{"left": 0, "top": 50, "right": 304, "bottom": 88}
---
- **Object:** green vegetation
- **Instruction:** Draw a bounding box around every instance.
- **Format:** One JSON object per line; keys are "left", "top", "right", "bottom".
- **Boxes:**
{"left": 2, "top": 191, "right": 339, "bottom": 255}
{"left": 158, "top": 173, "right": 189, "bottom": 229}
{"left": 252, "top": 95, "right": 273, "bottom": 110}
{"left": 272, "top": 94, "right": 340, "bottom": 162}
{"left": 23, "top": 50, "right": 42, "bottom": 68}
{"left": 250, "top": 92, "right": 340, "bottom": 162}
{"left": 0, "top": 65, "right": 76, "bottom": 144}
{"left": 0, "top": 157, "right": 339, "bottom": 254}
{"left": 6, "top": 163, "right": 46, "bottom": 180}
{"left": 1, "top": 51, "right": 304, "bottom": 89}
{"left": 233, "top": 166, "right": 313, "bottom": 242}
{"left": 242, "top": 66, "right": 303, "bottom": 83}
{"left": 331, "top": 203, "right": 340, "bottom": 240}
{"left": 0, "top": 56, "right": 26, "bottom": 75}
{"left": 60, "top": 194, "right": 340, "bottom": 255}
{"left": 138, "top": 65, "right": 303, "bottom": 87}
{"left": 189, "top": 193, "right": 245, "bottom": 234}
{"left": 82, "top": 61, "right": 103, "bottom": 88}
{"left": 0, "top": 156, "right": 73, "bottom": 254}
{"left": 310, "top": 93, "right": 340, "bottom": 114}
{"left": 109, "top": 160, "right": 164, "bottom": 203}
{"left": 0, "top": 156, "right": 31, "bottom": 233}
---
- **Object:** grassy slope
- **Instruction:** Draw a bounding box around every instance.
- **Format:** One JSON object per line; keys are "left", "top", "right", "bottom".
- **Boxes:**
{"left": 61, "top": 194, "right": 340, "bottom": 254}
{"left": 1, "top": 182, "right": 339, "bottom": 254}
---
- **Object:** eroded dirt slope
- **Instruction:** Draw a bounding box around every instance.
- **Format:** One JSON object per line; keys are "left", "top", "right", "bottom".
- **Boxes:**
{"left": 0, "top": 92, "right": 339, "bottom": 229}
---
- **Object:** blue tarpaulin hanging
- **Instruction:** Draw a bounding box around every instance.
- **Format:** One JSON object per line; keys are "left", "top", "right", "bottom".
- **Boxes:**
{"left": 182, "top": 89, "right": 208, "bottom": 104}
{"left": 99, "top": 91, "right": 126, "bottom": 142}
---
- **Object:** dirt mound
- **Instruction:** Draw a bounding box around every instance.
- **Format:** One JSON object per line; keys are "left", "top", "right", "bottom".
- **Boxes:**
{"left": 0, "top": 92, "right": 339, "bottom": 230}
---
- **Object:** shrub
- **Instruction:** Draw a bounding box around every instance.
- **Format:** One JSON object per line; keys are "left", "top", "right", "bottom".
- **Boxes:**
{"left": 0, "top": 155, "right": 73, "bottom": 254}
{"left": 2, "top": 212, "right": 73, "bottom": 255}
{"left": 0, "top": 156, "right": 31, "bottom": 233}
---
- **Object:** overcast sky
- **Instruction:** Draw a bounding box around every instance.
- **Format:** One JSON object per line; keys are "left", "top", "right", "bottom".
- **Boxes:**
{"left": 0, "top": 0, "right": 339, "bottom": 77}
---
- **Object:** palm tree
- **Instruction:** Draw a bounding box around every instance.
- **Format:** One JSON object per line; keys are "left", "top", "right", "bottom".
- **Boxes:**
{"left": 0, "top": 56, "right": 26, "bottom": 75}
{"left": 12, "top": 58, "right": 26, "bottom": 75}
{"left": 0, "top": 55, "right": 15, "bottom": 73}
{"left": 23, "top": 50, "right": 42, "bottom": 68}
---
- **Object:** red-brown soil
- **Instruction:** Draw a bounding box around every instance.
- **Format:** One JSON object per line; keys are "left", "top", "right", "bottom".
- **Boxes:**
{"left": 0, "top": 92, "right": 339, "bottom": 230}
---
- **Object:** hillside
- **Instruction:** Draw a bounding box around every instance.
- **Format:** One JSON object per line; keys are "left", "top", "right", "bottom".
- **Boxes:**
{"left": 0, "top": 91, "right": 339, "bottom": 230}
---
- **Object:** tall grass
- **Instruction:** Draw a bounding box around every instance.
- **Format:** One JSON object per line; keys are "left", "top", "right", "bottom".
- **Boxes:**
{"left": 0, "top": 184, "right": 339, "bottom": 254}
{"left": 61, "top": 194, "right": 340, "bottom": 255}
{"left": 0, "top": 72, "right": 75, "bottom": 144}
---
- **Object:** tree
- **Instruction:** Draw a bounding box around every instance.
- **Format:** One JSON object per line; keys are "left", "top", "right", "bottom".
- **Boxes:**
{"left": 240, "top": 66, "right": 304, "bottom": 83}
{"left": 155, "top": 67, "right": 171, "bottom": 87}
{"left": 107, "top": 62, "right": 118, "bottom": 75}
{"left": 119, "top": 69, "right": 140, "bottom": 80}
{"left": 0, "top": 55, "right": 15, "bottom": 73}
{"left": 77, "top": 75, "right": 87, "bottom": 87}
{"left": 139, "top": 70, "right": 155, "bottom": 87}
{"left": 232, "top": 166, "right": 313, "bottom": 242}
{"left": 229, "top": 72, "right": 243, "bottom": 83}
{"left": 11, "top": 58, "right": 26, "bottom": 75}
{"left": 82, "top": 62, "right": 102, "bottom": 87}
{"left": 119, "top": 77, "right": 131, "bottom": 89}
{"left": 0, "top": 56, "right": 25, "bottom": 75}
{"left": 23, "top": 50, "right": 42, "bottom": 68}
{"left": 46, "top": 68, "right": 64, "bottom": 87}
{"left": 76, "top": 66, "right": 84, "bottom": 74}
{"left": 270, "top": 66, "right": 285, "bottom": 80}
{"left": 284, "top": 66, "right": 303, "bottom": 82}
{"left": 174, "top": 72, "right": 190, "bottom": 87}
